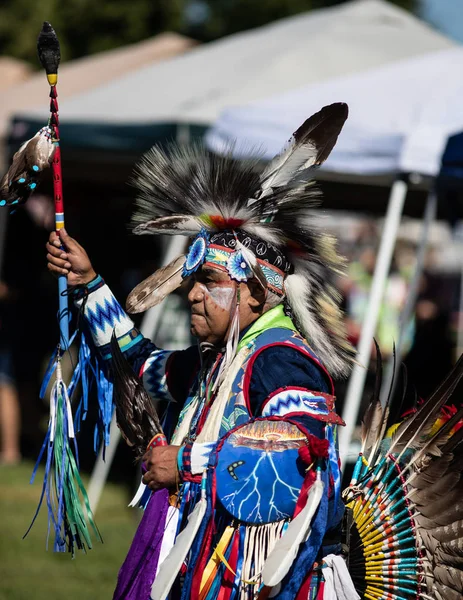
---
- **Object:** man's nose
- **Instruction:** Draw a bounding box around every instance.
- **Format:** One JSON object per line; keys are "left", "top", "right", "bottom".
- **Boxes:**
{"left": 188, "top": 281, "right": 204, "bottom": 304}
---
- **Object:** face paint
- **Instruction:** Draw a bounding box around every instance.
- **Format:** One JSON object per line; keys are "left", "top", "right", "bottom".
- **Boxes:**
{"left": 201, "top": 283, "right": 236, "bottom": 312}
{"left": 188, "top": 267, "right": 241, "bottom": 344}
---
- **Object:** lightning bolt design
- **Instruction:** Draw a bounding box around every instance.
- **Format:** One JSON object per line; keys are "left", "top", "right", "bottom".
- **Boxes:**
{"left": 221, "top": 451, "right": 301, "bottom": 523}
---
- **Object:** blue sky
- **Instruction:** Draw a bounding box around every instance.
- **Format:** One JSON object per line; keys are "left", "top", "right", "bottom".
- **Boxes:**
{"left": 420, "top": 0, "right": 463, "bottom": 44}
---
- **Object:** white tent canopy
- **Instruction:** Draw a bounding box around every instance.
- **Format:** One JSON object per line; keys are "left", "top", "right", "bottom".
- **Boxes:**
{"left": 207, "top": 46, "right": 463, "bottom": 179}
{"left": 19, "top": 0, "right": 453, "bottom": 128}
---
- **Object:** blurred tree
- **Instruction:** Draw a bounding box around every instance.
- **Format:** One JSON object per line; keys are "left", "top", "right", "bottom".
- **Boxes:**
{"left": 186, "top": 0, "right": 417, "bottom": 40}
{"left": 0, "top": 0, "right": 185, "bottom": 65}
{"left": 0, "top": 0, "right": 417, "bottom": 65}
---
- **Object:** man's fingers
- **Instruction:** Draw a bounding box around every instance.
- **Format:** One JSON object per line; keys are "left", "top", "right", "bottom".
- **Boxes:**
{"left": 59, "top": 228, "right": 79, "bottom": 252}
{"left": 49, "top": 231, "right": 62, "bottom": 249}
{"left": 47, "top": 253, "right": 71, "bottom": 269}
{"left": 147, "top": 481, "right": 161, "bottom": 491}
{"left": 46, "top": 241, "right": 68, "bottom": 259}
{"left": 47, "top": 263, "right": 69, "bottom": 276}
{"left": 142, "top": 470, "right": 157, "bottom": 485}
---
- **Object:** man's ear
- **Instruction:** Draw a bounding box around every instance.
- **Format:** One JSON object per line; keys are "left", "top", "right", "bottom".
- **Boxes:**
{"left": 247, "top": 280, "right": 267, "bottom": 310}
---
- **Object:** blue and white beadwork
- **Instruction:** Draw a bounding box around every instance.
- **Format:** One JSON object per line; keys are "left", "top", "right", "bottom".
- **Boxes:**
{"left": 74, "top": 280, "right": 136, "bottom": 348}
{"left": 183, "top": 229, "right": 209, "bottom": 277}
{"left": 226, "top": 250, "right": 253, "bottom": 282}
{"left": 140, "top": 349, "right": 175, "bottom": 403}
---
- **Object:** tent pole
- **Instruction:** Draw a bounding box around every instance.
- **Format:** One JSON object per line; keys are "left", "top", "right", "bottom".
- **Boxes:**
{"left": 87, "top": 235, "right": 186, "bottom": 513}
{"left": 380, "top": 186, "right": 437, "bottom": 404}
{"left": 338, "top": 176, "right": 409, "bottom": 463}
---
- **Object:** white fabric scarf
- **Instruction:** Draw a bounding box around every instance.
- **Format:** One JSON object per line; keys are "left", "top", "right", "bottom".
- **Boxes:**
{"left": 321, "top": 554, "right": 360, "bottom": 600}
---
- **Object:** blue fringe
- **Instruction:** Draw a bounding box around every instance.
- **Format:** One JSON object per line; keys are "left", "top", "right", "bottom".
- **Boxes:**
{"left": 29, "top": 322, "right": 114, "bottom": 553}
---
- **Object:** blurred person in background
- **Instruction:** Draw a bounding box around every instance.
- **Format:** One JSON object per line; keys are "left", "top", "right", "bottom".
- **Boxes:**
{"left": 0, "top": 195, "right": 56, "bottom": 461}
{"left": 336, "top": 222, "right": 414, "bottom": 420}
{"left": 0, "top": 278, "right": 21, "bottom": 464}
{"left": 342, "top": 229, "right": 414, "bottom": 359}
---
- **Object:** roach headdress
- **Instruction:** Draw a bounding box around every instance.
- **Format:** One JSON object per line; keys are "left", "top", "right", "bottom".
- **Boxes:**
{"left": 127, "top": 103, "right": 354, "bottom": 377}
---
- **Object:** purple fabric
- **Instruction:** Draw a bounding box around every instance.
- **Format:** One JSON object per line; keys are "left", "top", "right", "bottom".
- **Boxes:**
{"left": 113, "top": 488, "right": 169, "bottom": 600}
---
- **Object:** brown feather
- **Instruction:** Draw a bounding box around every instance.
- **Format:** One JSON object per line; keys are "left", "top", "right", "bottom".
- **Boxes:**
{"left": 418, "top": 485, "right": 463, "bottom": 519}
{"left": 126, "top": 254, "right": 185, "bottom": 314}
{"left": 409, "top": 472, "right": 461, "bottom": 505}
{"left": 441, "top": 539, "right": 463, "bottom": 557}
{"left": 407, "top": 453, "right": 453, "bottom": 488}
{"left": 389, "top": 354, "right": 463, "bottom": 456}
{"left": 402, "top": 406, "right": 463, "bottom": 476}
{"left": 110, "top": 332, "right": 164, "bottom": 459}
{"left": 441, "top": 425, "right": 463, "bottom": 455}
{"left": 430, "top": 499, "right": 463, "bottom": 526}
{"left": 415, "top": 513, "right": 438, "bottom": 530}
{"left": 436, "top": 547, "right": 463, "bottom": 568}
{"left": 434, "top": 521, "right": 463, "bottom": 544}
{"left": 433, "top": 581, "right": 462, "bottom": 600}
{"left": 360, "top": 398, "right": 383, "bottom": 459}
{"left": 434, "top": 565, "right": 463, "bottom": 593}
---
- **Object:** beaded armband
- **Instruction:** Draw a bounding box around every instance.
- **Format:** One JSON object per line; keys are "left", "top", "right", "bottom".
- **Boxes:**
{"left": 73, "top": 275, "right": 142, "bottom": 358}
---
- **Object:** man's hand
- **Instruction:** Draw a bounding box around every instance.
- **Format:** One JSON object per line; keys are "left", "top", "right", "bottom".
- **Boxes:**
{"left": 46, "top": 229, "right": 97, "bottom": 286}
{"left": 142, "top": 445, "right": 180, "bottom": 491}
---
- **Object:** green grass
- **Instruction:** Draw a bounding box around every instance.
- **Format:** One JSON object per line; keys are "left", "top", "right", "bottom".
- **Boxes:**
{"left": 0, "top": 461, "right": 139, "bottom": 600}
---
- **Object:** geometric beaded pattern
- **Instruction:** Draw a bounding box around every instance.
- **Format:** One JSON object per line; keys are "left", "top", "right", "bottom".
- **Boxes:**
{"left": 77, "top": 283, "right": 135, "bottom": 348}
{"left": 140, "top": 350, "right": 174, "bottom": 403}
{"left": 261, "top": 388, "right": 345, "bottom": 425}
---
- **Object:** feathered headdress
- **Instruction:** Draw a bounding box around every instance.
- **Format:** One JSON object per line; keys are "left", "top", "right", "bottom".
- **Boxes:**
{"left": 126, "top": 103, "right": 354, "bottom": 377}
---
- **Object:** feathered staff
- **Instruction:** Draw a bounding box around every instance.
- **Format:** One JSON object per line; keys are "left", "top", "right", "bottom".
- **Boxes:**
{"left": 24, "top": 22, "right": 101, "bottom": 555}
{"left": 37, "top": 21, "right": 69, "bottom": 348}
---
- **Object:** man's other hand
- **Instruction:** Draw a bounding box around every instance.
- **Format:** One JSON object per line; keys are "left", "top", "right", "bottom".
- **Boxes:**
{"left": 46, "top": 229, "right": 97, "bottom": 286}
{"left": 142, "top": 445, "right": 180, "bottom": 491}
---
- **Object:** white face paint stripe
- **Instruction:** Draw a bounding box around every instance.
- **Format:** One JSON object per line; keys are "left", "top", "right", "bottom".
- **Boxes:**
{"left": 198, "top": 283, "right": 236, "bottom": 312}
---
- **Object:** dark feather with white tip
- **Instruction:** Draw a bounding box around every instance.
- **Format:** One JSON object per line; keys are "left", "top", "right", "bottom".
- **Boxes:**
{"left": 258, "top": 103, "right": 348, "bottom": 198}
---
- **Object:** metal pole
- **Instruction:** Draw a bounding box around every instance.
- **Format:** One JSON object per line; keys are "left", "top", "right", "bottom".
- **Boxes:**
{"left": 339, "top": 177, "right": 409, "bottom": 463}
{"left": 380, "top": 188, "right": 437, "bottom": 404}
{"left": 87, "top": 235, "right": 186, "bottom": 513}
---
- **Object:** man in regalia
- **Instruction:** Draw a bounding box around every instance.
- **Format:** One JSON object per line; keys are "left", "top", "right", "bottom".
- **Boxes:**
{"left": 46, "top": 103, "right": 358, "bottom": 600}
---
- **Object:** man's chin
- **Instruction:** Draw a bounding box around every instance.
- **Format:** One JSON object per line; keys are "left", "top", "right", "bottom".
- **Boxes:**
{"left": 190, "top": 323, "right": 205, "bottom": 341}
{"left": 191, "top": 324, "right": 215, "bottom": 345}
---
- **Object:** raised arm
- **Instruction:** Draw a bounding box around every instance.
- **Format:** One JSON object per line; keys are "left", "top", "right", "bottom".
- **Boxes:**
{"left": 46, "top": 229, "right": 151, "bottom": 364}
